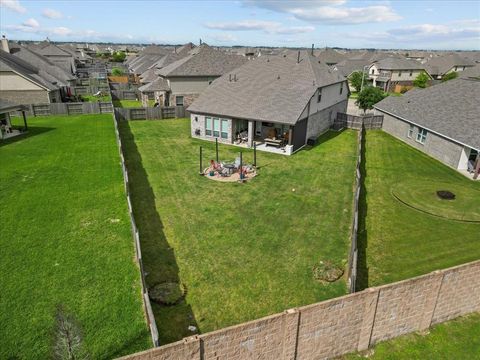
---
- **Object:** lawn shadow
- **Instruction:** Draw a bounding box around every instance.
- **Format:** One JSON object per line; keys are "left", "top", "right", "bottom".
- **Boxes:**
{"left": 0, "top": 126, "right": 54, "bottom": 148}
{"left": 356, "top": 127, "right": 369, "bottom": 290}
{"left": 303, "top": 128, "right": 345, "bottom": 151}
{"left": 118, "top": 120, "right": 199, "bottom": 345}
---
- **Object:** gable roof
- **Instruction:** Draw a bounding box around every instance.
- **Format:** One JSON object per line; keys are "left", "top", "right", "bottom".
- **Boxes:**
{"left": 317, "top": 48, "right": 346, "bottom": 65}
{"left": 334, "top": 58, "right": 371, "bottom": 77}
{"left": 138, "top": 77, "right": 170, "bottom": 92}
{"left": 374, "top": 78, "right": 480, "bottom": 150}
{"left": 188, "top": 53, "right": 345, "bottom": 125}
{"left": 0, "top": 49, "right": 59, "bottom": 91}
{"left": 372, "top": 56, "right": 426, "bottom": 71}
{"left": 425, "top": 53, "right": 476, "bottom": 76}
{"left": 31, "top": 41, "right": 72, "bottom": 57}
{"left": 157, "top": 45, "right": 248, "bottom": 77}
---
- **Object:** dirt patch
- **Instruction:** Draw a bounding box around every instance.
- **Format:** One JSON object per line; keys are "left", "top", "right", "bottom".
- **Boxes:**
{"left": 312, "top": 261, "right": 344, "bottom": 283}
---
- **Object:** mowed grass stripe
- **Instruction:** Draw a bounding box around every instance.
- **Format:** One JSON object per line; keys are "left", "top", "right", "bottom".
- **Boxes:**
{"left": 0, "top": 115, "right": 150, "bottom": 359}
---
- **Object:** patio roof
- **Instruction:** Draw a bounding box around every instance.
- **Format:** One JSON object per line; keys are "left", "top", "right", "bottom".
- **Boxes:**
{"left": 0, "top": 100, "right": 28, "bottom": 114}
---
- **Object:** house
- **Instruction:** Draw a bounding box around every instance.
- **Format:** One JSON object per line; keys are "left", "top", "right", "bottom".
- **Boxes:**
{"left": 368, "top": 57, "right": 429, "bottom": 92}
{"left": 8, "top": 42, "right": 76, "bottom": 100}
{"left": 138, "top": 77, "right": 170, "bottom": 107}
{"left": 157, "top": 44, "right": 248, "bottom": 107}
{"left": 28, "top": 41, "right": 76, "bottom": 75}
{"left": 425, "top": 53, "right": 476, "bottom": 79}
{"left": 188, "top": 52, "right": 348, "bottom": 155}
{"left": 0, "top": 49, "right": 61, "bottom": 104}
{"left": 374, "top": 78, "right": 480, "bottom": 179}
{"left": 317, "top": 47, "right": 346, "bottom": 66}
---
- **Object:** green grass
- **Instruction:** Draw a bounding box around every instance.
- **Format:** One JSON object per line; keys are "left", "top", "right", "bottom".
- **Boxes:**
{"left": 113, "top": 99, "right": 155, "bottom": 108}
{"left": 81, "top": 94, "right": 112, "bottom": 102}
{"left": 340, "top": 313, "right": 480, "bottom": 359}
{"left": 357, "top": 131, "right": 480, "bottom": 289}
{"left": 119, "top": 119, "right": 358, "bottom": 344}
{"left": 0, "top": 115, "right": 150, "bottom": 359}
{"left": 349, "top": 92, "right": 359, "bottom": 99}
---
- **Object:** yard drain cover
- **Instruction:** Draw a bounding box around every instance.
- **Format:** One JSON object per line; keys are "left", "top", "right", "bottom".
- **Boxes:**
{"left": 149, "top": 282, "right": 186, "bottom": 305}
{"left": 436, "top": 190, "right": 455, "bottom": 200}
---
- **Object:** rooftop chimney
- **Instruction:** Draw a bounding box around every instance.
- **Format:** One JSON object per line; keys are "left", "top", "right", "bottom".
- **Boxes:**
{"left": 199, "top": 38, "right": 202, "bottom": 45}
{"left": 311, "top": 44, "right": 314, "bottom": 56}
{"left": 1, "top": 35, "right": 10, "bottom": 53}
{"left": 297, "top": 51, "right": 300, "bottom": 64}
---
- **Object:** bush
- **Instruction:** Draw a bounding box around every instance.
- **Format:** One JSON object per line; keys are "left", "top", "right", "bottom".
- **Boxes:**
{"left": 112, "top": 51, "right": 126, "bottom": 62}
{"left": 442, "top": 71, "right": 458, "bottom": 82}
{"left": 413, "top": 71, "right": 429, "bottom": 88}
{"left": 111, "top": 67, "right": 124, "bottom": 76}
{"left": 348, "top": 71, "right": 368, "bottom": 93}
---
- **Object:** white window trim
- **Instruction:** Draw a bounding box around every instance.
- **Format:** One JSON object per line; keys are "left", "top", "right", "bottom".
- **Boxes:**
{"left": 415, "top": 127, "right": 427, "bottom": 144}
{"left": 407, "top": 125, "right": 414, "bottom": 138}
{"left": 205, "top": 117, "right": 212, "bottom": 136}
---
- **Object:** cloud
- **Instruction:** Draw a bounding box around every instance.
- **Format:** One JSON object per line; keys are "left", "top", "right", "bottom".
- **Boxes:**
{"left": 42, "top": 8, "right": 63, "bottom": 19}
{"left": 205, "top": 20, "right": 314, "bottom": 34}
{"left": 243, "top": 0, "right": 401, "bottom": 25}
{"left": 345, "top": 20, "right": 480, "bottom": 47}
{"left": 22, "top": 18, "right": 39, "bottom": 28}
{"left": 0, "top": 0, "right": 26, "bottom": 13}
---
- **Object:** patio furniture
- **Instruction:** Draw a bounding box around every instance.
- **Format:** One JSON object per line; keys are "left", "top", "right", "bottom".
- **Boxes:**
{"left": 264, "top": 138, "right": 283, "bottom": 148}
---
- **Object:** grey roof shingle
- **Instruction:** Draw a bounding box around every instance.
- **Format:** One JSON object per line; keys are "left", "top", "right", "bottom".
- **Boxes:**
{"left": 317, "top": 48, "right": 346, "bottom": 65}
{"left": 374, "top": 78, "right": 480, "bottom": 150}
{"left": 0, "top": 49, "right": 59, "bottom": 91}
{"left": 157, "top": 45, "right": 248, "bottom": 77}
{"left": 425, "top": 53, "right": 476, "bottom": 76}
{"left": 374, "top": 57, "right": 426, "bottom": 71}
{"left": 188, "top": 53, "right": 346, "bottom": 125}
{"left": 138, "top": 77, "right": 170, "bottom": 92}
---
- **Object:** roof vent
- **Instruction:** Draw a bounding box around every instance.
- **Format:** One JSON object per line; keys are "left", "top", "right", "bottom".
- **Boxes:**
{"left": 277, "top": 75, "right": 280, "bottom": 80}
{"left": 234, "top": 74, "right": 237, "bottom": 82}
{"left": 229, "top": 74, "right": 232, "bottom": 82}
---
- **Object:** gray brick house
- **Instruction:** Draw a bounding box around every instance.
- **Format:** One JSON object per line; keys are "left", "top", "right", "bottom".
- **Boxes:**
{"left": 374, "top": 78, "right": 480, "bottom": 179}
{"left": 188, "top": 52, "right": 348, "bottom": 155}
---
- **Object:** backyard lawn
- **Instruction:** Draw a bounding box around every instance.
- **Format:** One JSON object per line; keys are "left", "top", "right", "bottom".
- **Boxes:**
{"left": 340, "top": 313, "right": 480, "bottom": 359}
{"left": 81, "top": 93, "right": 112, "bottom": 102}
{"left": 113, "top": 99, "right": 155, "bottom": 108}
{"left": 357, "top": 131, "right": 480, "bottom": 289}
{"left": 119, "top": 118, "right": 358, "bottom": 344}
{"left": 0, "top": 115, "right": 150, "bottom": 359}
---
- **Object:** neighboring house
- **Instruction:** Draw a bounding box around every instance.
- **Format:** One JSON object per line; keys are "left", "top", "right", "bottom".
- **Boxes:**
{"left": 0, "top": 49, "right": 61, "bottom": 104}
{"left": 368, "top": 57, "right": 429, "bottom": 92}
{"left": 374, "top": 78, "right": 480, "bottom": 179}
{"left": 157, "top": 44, "right": 248, "bottom": 107}
{"left": 138, "top": 77, "right": 170, "bottom": 107}
{"left": 28, "top": 41, "right": 76, "bottom": 75}
{"left": 317, "top": 48, "right": 346, "bottom": 66}
{"left": 9, "top": 42, "right": 76, "bottom": 100}
{"left": 425, "top": 53, "right": 476, "bottom": 79}
{"left": 188, "top": 52, "right": 348, "bottom": 155}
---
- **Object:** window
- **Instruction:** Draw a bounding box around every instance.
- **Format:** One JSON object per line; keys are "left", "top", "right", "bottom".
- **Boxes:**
{"left": 409, "top": 71, "right": 413, "bottom": 76}
{"left": 317, "top": 89, "right": 322, "bottom": 103}
{"left": 194, "top": 116, "right": 198, "bottom": 122}
{"left": 371, "top": 69, "right": 374, "bottom": 74}
{"left": 416, "top": 127, "right": 427, "bottom": 144}
{"left": 398, "top": 71, "right": 402, "bottom": 77}
{"left": 175, "top": 96, "right": 184, "bottom": 106}
{"left": 407, "top": 124, "right": 414, "bottom": 138}
{"left": 221, "top": 119, "right": 229, "bottom": 139}
{"left": 205, "top": 117, "right": 212, "bottom": 136}
{"left": 454, "top": 66, "right": 458, "bottom": 71}
{"left": 213, "top": 118, "right": 220, "bottom": 137}
{"left": 339, "top": 83, "right": 343, "bottom": 95}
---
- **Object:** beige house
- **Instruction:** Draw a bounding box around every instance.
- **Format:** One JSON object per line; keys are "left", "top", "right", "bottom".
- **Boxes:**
{"left": 369, "top": 57, "right": 429, "bottom": 93}
{"left": 0, "top": 49, "right": 61, "bottom": 104}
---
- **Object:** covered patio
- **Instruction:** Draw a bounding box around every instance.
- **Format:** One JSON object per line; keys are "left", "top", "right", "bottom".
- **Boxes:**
{"left": 0, "top": 100, "right": 28, "bottom": 141}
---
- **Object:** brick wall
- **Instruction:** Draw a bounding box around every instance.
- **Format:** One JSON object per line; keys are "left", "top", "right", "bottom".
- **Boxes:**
{"left": 0, "top": 90, "right": 50, "bottom": 104}
{"left": 119, "top": 260, "right": 480, "bottom": 360}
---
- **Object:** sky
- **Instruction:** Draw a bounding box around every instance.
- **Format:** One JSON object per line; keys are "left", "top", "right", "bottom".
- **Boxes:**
{"left": 1, "top": 0, "right": 479, "bottom": 50}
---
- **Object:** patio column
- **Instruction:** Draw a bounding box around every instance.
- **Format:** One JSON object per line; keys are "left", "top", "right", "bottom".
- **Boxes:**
{"left": 247, "top": 120, "right": 254, "bottom": 148}
{"left": 288, "top": 127, "right": 293, "bottom": 146}
{"left": 474, "top": 157, "right": 480, "bottom": 180}
{"left": 21, "top": 111, "right": 28, "bottom": 131}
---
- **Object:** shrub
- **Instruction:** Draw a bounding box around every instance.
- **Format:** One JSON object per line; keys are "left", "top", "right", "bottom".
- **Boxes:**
{"left": 355, "top": 86, "right": 387, "bottom": 113}
{"left": 111, "top": 67, "right": 124, "bottom": 76}
{"left": 413, "top": 71, "right": 429, "bottom": 88}
{"left": 442, "top": 71, "right": 458, "bottom": 82}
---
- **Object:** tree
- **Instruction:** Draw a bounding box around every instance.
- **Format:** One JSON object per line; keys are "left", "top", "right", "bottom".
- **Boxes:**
{"left": 413, "top": 71, "right": 429, "bottom": 88}
{"left": 111, "top": 67, "right": 124, "bottom": 76}
{"left": 355, "top": 86, "right": 386, "bottom": 113}
{"left": 112, "top": 51, "right": 126, "bottom": 62}
{"left": 348, "top": 71, "right": 368, "bottom": 93}
{"left": 442, "top": 71, "right": 458, "bottom": 82}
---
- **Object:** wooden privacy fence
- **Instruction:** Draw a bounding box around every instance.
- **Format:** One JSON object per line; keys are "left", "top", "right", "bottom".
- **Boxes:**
{"left": 112, "top": 113, "right": 159, "bottom": 347}
{"left": 347, "top": 128, "right": 362, "bottom": 293}
{"left": 111, "top": 90, "right": 141, "bottom": 100}
{"left": 334, "top": 113, "right": 383, "bottom": 130}
{"left": 73, "top": 85, "right": 110, "bottom": 95}
{"left": 114, "top": 106, "right": 185, "bottom": 121}
{"left": 25, "top": 102, "right": 113, "bottom": 116}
